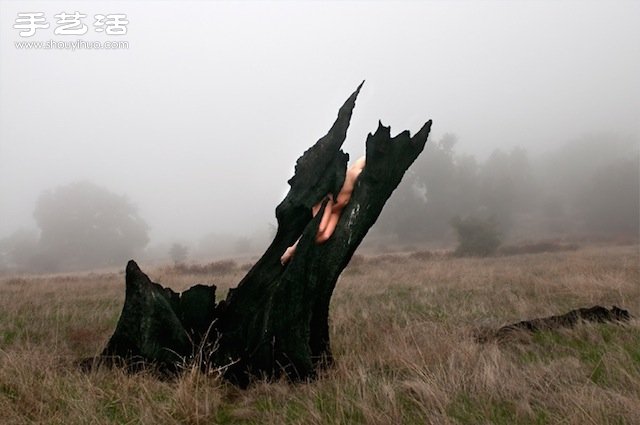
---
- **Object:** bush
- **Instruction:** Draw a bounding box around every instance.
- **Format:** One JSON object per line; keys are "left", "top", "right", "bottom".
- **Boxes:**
{"left": 169, "top": 243, "right": 189, "bottom": 265}
{"left": 451, "top": 216, "right": 501, "bottom": 257}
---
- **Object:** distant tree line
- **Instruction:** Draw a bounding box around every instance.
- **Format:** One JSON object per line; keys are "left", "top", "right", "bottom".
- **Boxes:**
{"left": 0, "top": 133, "right": 637, "bottom": 272}
{"left": 373, "top": 132, "right": 639, "bottom": 244}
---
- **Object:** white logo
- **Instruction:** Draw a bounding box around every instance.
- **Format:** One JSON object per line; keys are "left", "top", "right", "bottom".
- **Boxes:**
{"left": 94, "top": 14, "right": 129, "bottom": 35}
{"left": 54, "top": 12, "right": 88, "bottom": 35}
{"left": 13, "top": 12, "right": 129, "bottom": 37}
{"left": 13, "top": 12, "right": 50, "bottom": 37}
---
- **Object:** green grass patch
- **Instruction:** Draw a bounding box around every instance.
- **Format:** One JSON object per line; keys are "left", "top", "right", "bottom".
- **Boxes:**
{"left": 448, "top": 394, "right": 517, "bottom": 424}
{"left": 514, "top": 323, "right": 639, "bottom": 387}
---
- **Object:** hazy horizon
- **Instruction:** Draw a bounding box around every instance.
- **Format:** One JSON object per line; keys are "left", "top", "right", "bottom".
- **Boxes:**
{"left": 1, "top": 1, "right": 639, "bottom": 246}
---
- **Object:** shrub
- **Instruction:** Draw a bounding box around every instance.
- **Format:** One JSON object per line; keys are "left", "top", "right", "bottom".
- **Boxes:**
{"left": 451, "top": 216, "right": 501, "bottom": 257}
{"left": 169, "top": 243, "right": 189, "bottom": 265}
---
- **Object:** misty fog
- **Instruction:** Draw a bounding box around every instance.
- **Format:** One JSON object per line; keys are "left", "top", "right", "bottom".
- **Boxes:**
{"left": 1, "top": 1, "right": 638, "bottom": 272}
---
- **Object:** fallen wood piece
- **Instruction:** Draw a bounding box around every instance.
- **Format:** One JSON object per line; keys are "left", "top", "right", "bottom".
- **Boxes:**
{"left": 494, "top": 305, "right": 632, "bottom": 340}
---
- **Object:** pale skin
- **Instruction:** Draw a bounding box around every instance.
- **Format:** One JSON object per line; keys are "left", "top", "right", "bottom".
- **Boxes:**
{"left": 280, "top": 156, "right": 366, "bottom": 265}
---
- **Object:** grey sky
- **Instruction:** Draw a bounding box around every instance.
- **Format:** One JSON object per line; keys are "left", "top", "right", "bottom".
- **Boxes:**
{"left": 1, "top": 1, "right": 638, "bottom": 244}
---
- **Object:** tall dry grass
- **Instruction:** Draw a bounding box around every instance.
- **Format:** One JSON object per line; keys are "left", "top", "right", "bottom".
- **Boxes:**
{"left": 0, "top": 244, "right": 638, "bottom": 424}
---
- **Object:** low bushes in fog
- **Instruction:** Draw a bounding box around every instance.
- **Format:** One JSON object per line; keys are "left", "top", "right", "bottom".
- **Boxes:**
{"left": 451, "top": 216, "right": 502, "bottom": 257}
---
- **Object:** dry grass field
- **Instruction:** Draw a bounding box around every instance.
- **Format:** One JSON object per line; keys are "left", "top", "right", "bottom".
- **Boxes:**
{"left": 1, "top": 244, "right": 638, "bottom": 424}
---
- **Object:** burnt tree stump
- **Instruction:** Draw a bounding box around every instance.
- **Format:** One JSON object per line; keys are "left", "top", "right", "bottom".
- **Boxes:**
{"left": 90, "top": 82, "right": 433, "bottom": 385}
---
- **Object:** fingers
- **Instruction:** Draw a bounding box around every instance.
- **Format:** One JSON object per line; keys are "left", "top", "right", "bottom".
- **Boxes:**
{"left": 280, "top": 239, "right": 300, "bottom": 265}
{"left": 316, "top": 210, "right": 340, "bottom": 243}
{"left": 312, "top": 202, "right": 322, "bottom": 217}
{"left": 312, "top": 194, "right": 331, "bottom": 217}
{"left": 318, "top": 197, "right": 334, "bottom": 233}
{"left": 335, "top": 190, "right": 351, "bottom": 209}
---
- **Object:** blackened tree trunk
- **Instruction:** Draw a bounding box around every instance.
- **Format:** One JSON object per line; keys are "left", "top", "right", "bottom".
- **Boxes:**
{"left": 92, "top": 82, "right": 432, "bottom": 386}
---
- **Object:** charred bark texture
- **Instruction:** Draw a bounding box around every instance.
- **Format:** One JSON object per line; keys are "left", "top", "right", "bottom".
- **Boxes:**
{"left": 488, "top": 305, "right": 632, "bottom": 341}
{"left": 83, "top": 260, "right": 217, "bottom": 374}
{"left": 91, "top": 83, "right": 433, "bottom": 385}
